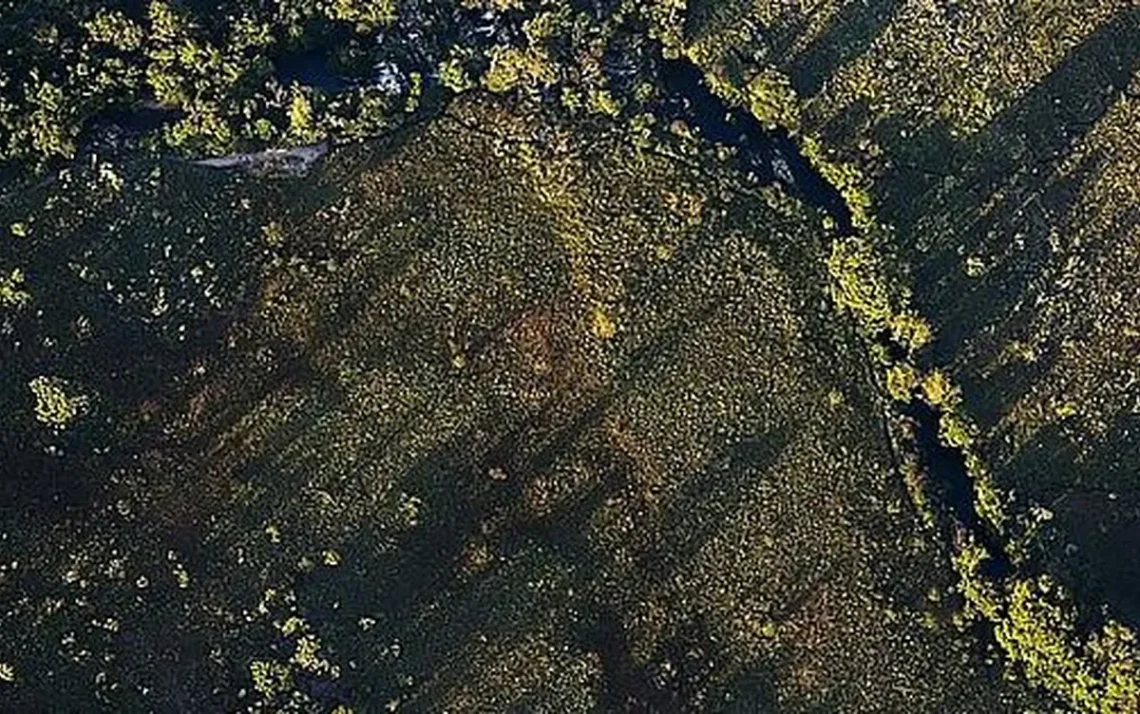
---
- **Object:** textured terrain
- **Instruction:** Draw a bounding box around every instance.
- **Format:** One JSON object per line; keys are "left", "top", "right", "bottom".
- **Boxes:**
{"left": 1, "top": 1, "right": 1140, "bottom": 711}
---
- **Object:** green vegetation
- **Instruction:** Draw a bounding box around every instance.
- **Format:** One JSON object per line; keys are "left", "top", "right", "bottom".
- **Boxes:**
{"left": 827, "top": 235, "right": 893, "bottom": 331}
{"left": 0, "top": 268, "right": 30, "bottom": 308}
{"left": 885, "top": 363, "right": 917, "bottom": 402}
{"left": 28, "top": 375, "right": 88, "bottom": 428}
{"left": 679, "top": 3, "right": 1140, "bottom": 710}
{"left": 0, "top": 87, "right": 1053, "bottom": 712}
{"left": 2, "top": 1, "right": 1139, "bottom": 711}
{"left": 0, "top": 0, "right": 690, "bottom": 168}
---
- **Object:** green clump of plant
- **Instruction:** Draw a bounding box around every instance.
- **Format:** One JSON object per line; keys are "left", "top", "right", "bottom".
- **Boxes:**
{"left": 885, "top": 363, "right": 917, "bottom": 402}
{"left": 744, "top": 68, "right": 799, "bottom": 131}
{"left": 952, "top": 538, "right": 1003, "bottom": 620}
{"left": 996, "top": 577, "right": 1140, "bottom": 714}
{"left": 28, "top": 375, "right": 89, "bottom": 428}
{"left": 951, "top": 533, "right": 1140, "bottom": 713}
{"left": 0, "top": 268, "right": 31, "bottom": 308}
{"left": 588, "top": 88, "right": 621, "bottom": 117}
{"left": 326, "top": 0, "right": 398, "bottom": 31}
{"left": 826, "top": 236, "right": 892, "bottom": 330}
{"left": 972, "top": 471, "right": 1007, "bottom": 533}
{"left": 287, "top": 86, "right": 322, "bottom": 145}
{"left": 249, "top": 659, "right": 293, "bottom": 698}
{"left": 920, "top": 369, "right": 955, "bottom": 407}
{"left": 938, "top": 411, "right": 973, "bottom": 448}
{"left": 438, "top": 54, "right": 475, "bottom": 93}
{"left": 890, "top": 311, "right": 932, "bottom": 352}
{"left": 482, "top": 45, "right": 556, "bottom": 94}
{"left": 645, "top": 0, "right": 687, "bottom": 57}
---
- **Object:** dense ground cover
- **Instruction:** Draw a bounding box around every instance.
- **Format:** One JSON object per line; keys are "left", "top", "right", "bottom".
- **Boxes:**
{"left": 2, "top": 0, "right": 1139, "bottom": 711}
{"left": 683, "top": 1, "right": 1140, "bottom": 709}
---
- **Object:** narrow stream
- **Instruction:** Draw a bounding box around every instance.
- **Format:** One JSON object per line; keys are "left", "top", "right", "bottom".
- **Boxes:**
{"left": 274, "top": 48, "right": 358, "bottom": 92}
{"left": 658, "top": 60, "right": 854, "bottom": 235}
{"left": 904, "top": 402, "right": 1012, "bottom": 576}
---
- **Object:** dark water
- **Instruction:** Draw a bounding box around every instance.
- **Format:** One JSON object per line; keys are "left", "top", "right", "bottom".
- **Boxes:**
{"left": 84, "top": 104, "right": 184, "bottom": 145}
{"left": 658, "top": 60, "right": 854, "bottom": 235}
{"left": 274, "top": 48, "right": 357, "bottom": 92}
{"left": 905, "top": 403, "right": 976, "bottom": 525}
{"left": 904, "top": 402, "right": 1012, "bottom": 577}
